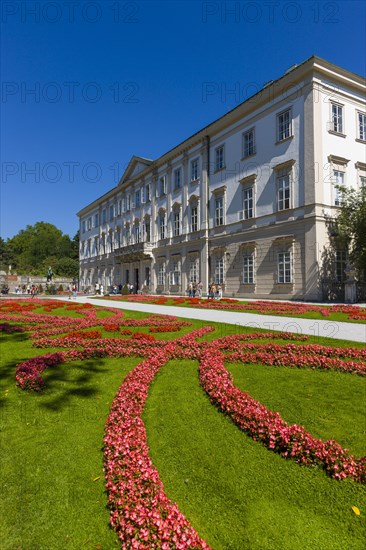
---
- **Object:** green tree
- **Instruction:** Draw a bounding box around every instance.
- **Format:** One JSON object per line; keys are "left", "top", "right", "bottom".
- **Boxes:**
{"left": 71, "top": 230, "right": 79, "bottom": 260}
{"left": 0, "top": 237, "right": 16, "bottom": 272}
{"left": 54, "top": 257, "right": 79, "bottom": 278}
{"left": 5, "top": 222, "right": 79, "bottom": 276}
{"left": 335, "top": 186, "right": 366, "bottom": 277}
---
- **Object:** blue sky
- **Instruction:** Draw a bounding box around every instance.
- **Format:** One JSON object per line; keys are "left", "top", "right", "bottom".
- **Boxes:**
{"left": 1, "top": 0, "right": 365, "bottom": 240}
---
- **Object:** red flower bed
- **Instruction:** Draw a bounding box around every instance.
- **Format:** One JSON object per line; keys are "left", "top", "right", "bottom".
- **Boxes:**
{"left": 16, "top": 352, "right": 65, "bottom": 391}
{"left": 104, "top": 324, "right": 121, "bottom": 332}
{"left": 199, "top": 347, "right": 365, "bottom": 482}
{"left": 149, "top": 325, "right": 182, "bottom": 333}
{"left": 0, "top": 322, "right": 25, "bottom": 333}
{"left": 132, "top": 332, "right": 156, "bottom": 341}
{"left": 104, "top": 351, "right": 211, "bottom": 549}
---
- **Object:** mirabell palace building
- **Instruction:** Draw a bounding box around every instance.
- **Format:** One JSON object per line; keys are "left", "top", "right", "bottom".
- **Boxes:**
{"left": 78, "top": 56, "right": 365, "bottom": 300}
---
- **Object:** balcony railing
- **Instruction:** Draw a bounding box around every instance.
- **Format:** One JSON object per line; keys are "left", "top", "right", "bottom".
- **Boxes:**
{"left": 114, "top": 241, "right": 154, "bottom": 260}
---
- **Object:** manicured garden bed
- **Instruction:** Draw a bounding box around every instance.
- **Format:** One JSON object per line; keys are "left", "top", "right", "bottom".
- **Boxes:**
{"left": 1, "top": 299, "right": 365, "bottom": 549}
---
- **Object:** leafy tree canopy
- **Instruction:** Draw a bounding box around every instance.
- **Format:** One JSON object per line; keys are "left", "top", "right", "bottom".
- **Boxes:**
{"left": 1, "top": 222, "right": 79, "bottom": 276}
{"left": 335, "top": 186, "right": 366, "bottom": 276}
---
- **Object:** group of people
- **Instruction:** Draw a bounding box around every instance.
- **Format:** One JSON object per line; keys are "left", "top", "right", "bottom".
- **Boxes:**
{"left": 187, "top": 281, "right": 223, "bottom": 299}
{"left": 94, "top": 282, "right": 137, "bottom": 296}
{"left": 14, "top": 284, "right": 39, "bottom": 296}
{"left": 187, "top": 281, "right": 203, "bottom": 298}
{"left": 15, "top": 284, "right": 32, "bottom": 294}
{"left": 207, "top": 282, "right": 223, "bottom": 300}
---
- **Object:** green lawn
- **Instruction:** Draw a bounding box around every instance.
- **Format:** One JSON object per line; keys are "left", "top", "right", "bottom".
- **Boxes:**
{"left": 1, "top": 302, "right": 365, "bottom": 549}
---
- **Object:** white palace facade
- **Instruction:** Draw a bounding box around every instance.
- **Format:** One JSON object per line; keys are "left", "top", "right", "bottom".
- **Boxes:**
{"left": 77, "top": 56, "right": 365, "bottom": 301}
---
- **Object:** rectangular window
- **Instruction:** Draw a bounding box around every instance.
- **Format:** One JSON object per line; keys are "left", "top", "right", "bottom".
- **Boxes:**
{"left": 215, "top": 257, "right": 224, "bottom": 284}
{"left": 173, "top": 211, "right": 180, "bottom": 236}
{"left": 135, "top": 190, "right": 141, "bottom": 208}
{"left": 94, "top": 213, "right": 99, "bottom": 227}
{"left": 125, "top": 226, "right": 130, "bottom": 245}
{"left": 191, "top": 158, "right": 199, "bottom": 181}
{"left": 102, "top": 209, "right": 107, "bottom": 224}
{"left": 144, "top": 219, "right": 151, "bottom": 242}
{"left": 135, "top": 224, "right": 141, "bottom": 243}
{"left": 144, "top": 183, "right": 151, "bottom": 202}
{"left": 243, "top": 254, "right": 254, "bottom": 284}
{"left": 159, "top": 214, "right": 166, "bottom": 240}
{"left": 145, "top": 267, "right": 150, "bottom": 286}
{"left": 158, "top": 264, "right": 165, "bottom": 285}
{"left": 81, "top": 220, "right": 86, "bottom": 233}
{"left": 170, "top": 262, "right": 181, "bottom": 285}
{"left": 360, "top": 176, "right": 366, "bottom": 189}
{"left": 174, "top": 168, "right": 181, "bottom": 190}
{"left": 87, "top": 217, "right": 92, "bottom": 230}
{"left": 358, "top": 112, "right": 366, "bottom": 141}
{"left": 243, "top": 128, "right": 255, "bottom": 158}
{"left": 114, "top": 231, "right": 120, "bottom": 249}
{"left": 243, "top": 188, "right": 253, "bottom": 219}
{"left": 191, "top": 206, "right": 198, "bottom": 232}
{"left": 333, "top": 170, "right": 344, "bottom": 205}
{"left": 215, "top": 196, "right": 224, "bottom": 226}
{"left": 331, "top": 103, "right": 343, "bottom": 133}
{"left": 215, "top": 145, "right": 225, "bottom": 171}
{"left": 277, "top": 174, "right": 290, "bottom": 210}
{"left": 277, "top": 109, "right": 291, "bottom": 141}
{"left": 126, "top": 195, "right": 131, "bottom": 211}
{"left": 189, "top": 258, "right": 199, "bottom": 283}
{"left": 159, "top": 176, "right": 167, "bottom": 196}
{"left": 278, "top": 251, "right": 292, "bottom": 283}
{"left": 109, "top": 206, "right": 114, "bottom": 221}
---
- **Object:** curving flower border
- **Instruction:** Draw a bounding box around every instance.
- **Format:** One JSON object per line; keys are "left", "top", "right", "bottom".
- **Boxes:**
{"left": 199, "top": 347, "right": 366, "bottom": 483}
{"left": 104, "top": 349, "right": 211, "bottom": 549}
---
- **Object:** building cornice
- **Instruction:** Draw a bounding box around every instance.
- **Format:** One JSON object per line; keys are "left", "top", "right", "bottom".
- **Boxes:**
{"left": 78, "top": 56, "right": 365, "bottom": 217}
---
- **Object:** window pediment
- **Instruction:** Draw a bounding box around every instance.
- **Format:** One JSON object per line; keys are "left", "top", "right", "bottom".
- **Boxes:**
{"left": 189, "top": 194, "right": 200, "bottom": 204}
{"left": 239, "top": 174, "right": 256, "bottom": 185}
{"left": 187, "top": 250, "right": 199, "bottom": 258}
{"left": 211, "top": 246, "right": 226, "bottom": 254}
{"left": 273, "top": 159, "right": 296, "bottom": 172}
{"left": 272, "top": 235, "right": 295, "bottom": 243}
{"left": 239, "top": 241, "right": 257, "bottom": 249}
{"left": 328, "top": 155, "right": 350, "bottom": 166}
{"left": 212, "top": 185, "right": 227, "bottom": 195}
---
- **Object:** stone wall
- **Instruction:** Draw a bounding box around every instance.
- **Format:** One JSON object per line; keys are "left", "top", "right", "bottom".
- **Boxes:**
{"left": 0, "top": 274, "right": 76, "bottom": 293}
